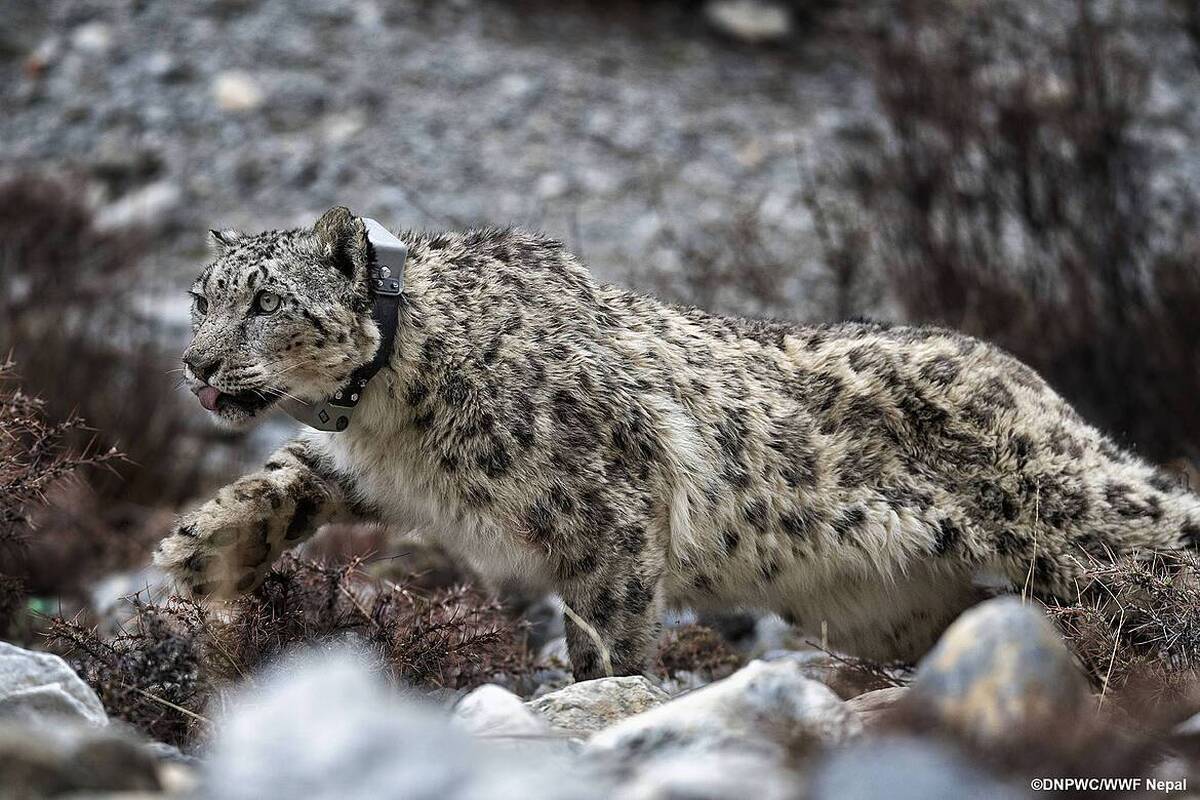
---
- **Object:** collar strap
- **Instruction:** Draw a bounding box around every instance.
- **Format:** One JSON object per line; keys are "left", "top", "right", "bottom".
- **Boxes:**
{"left": 282, "top": 218, "right": 406, "bottom": 432}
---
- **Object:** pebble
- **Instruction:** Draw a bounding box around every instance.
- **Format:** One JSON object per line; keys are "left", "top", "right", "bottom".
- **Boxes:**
{"left": 212, "top": 70, "right": 265, "bottom": 112}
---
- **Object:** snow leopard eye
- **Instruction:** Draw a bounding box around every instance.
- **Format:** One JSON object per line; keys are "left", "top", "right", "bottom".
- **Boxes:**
{"left": 190, "top": 292, "right": 208, "bottom": 315}
{"left": 254, "top": 290, "right": 281, "bottom": 314}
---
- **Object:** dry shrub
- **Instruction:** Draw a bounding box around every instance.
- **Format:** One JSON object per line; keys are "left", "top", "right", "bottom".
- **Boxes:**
{"left": 0, "top": 174, "right": 222, "bottom": 606}
{"left": 0, "top": 360, "right": 120, "bottom": 637}
{"left": 46, "top": 554, "right": 529, "bottom": 748}
{"left": 300, "top": 524, "right": 470, "bottom": 592}
{"left": 47, "top": 598, "right": 210, "bottom": 747}
{"left": 656, "top": 624, "right": 745, "bottom": 681}
{"left": 1045, "top": 551, "right": 1200, "bottom": 716}
{"left": 862, "top": 0, "right": 1200, "bottom": 463}
{"left": 0, "top": 173, "right": 202, "bottom": 506}
{"left": 218, "top": 554, "right": 528, "bottom": 686}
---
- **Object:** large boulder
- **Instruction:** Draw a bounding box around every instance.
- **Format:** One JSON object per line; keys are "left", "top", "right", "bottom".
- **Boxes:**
{"left": 808, "top": 736, "right": 1026, "bottom": 800}
{"left": 908, "top": 597, "right": 1089, "bottom": 740}
{"left": 0, "top": 642, "right": 107, "bottom": 727}
{"left": 588, "top": 660, "right": 861, "bottom": 761}
{"left": 203, "top": 650, "right": 609, "bottom": 800}
{"left": 529, "top": 677, "right": 669, "bottom": 735}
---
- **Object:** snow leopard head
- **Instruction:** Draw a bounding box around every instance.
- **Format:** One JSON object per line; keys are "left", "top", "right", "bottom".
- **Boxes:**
{"left": 182, "top": 206, "right": 381, "bottom": 428}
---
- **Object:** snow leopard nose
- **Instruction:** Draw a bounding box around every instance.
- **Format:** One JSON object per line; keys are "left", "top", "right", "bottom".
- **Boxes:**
{"left": 184, "top": 354, "right": 222, "bottom": 383}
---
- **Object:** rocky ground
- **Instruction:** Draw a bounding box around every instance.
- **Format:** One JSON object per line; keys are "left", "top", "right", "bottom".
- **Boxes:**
{"left": 5, "top": 1, "right": 1200, "bottom": 797}
{"left": 0, "top": 0, "right": 876, "bottom": 296}
{"left": 4, "top": 596, "right": 1197, "bottom": 798}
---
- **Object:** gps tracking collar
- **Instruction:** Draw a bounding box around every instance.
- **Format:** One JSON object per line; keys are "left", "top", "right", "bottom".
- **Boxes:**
{"left": 281, "top": 218, "right": 406, "bottom": 432}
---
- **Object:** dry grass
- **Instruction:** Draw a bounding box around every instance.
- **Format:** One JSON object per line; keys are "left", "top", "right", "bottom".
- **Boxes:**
{"left": 1044, "top": 551, "right": 1200, "bottom": 716}
{"left": 0, "top": 173, "right": 204, "bottom": 507}
{"left": 860, "top": 0, "right": 1200, "bottom": 464}
{"left": 0, "top": 173, "right": 233, "bottom": 618}
{"left": 0, "top": 360, "right": 121, "bottom": 638}
{"left": 45, "top": 554, "right": 530, "bottom": 749}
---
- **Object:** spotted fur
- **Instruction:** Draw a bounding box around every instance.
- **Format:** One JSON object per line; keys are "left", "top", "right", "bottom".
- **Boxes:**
{"left": 155, "top": 207, "right": 1200, "bottom": 676}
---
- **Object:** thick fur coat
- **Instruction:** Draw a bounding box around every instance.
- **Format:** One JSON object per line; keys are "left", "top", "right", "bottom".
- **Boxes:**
{"left": 156, "top": 207, "right": 1200, "bottom": 677}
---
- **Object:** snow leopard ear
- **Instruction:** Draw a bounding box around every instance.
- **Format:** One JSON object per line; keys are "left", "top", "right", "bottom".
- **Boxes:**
{"left": 312, "top": 205, "right": 371, "bottom": 284}
{"left": 208, "top": 229, "right": 243, "bottom": 257}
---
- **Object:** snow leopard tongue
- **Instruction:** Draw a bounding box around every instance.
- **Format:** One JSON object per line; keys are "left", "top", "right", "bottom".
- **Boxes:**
{"left": 197, "top": 385, "right": 221, "bottom": 412}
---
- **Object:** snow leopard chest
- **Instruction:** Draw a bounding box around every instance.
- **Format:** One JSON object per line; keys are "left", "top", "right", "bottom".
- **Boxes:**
{"left": 312, "top": 427, "right": 556, "bottom": 590}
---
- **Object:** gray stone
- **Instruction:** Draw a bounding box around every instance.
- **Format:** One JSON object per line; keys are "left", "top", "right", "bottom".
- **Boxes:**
{"left": 529, "top": 676, "right": 669, "bottom": 735}
{"left": 704, "top": 1, "right": 792, "bottom": 43}
{"left": 588, "top": 660, "right": 860, "bottom": 761}
{"left": 535, "top": 636, "right": 569, "bottom": 668}
{"left": 613, "top": 751, "right": 800, "bottom": 800}
{"left": 70, "top": 22, "right": 113, "bottom": 55}
{"left": 89, "top": 565, "right": 169, "bottom": 633}
{"left": 909, "top": 597, "right": 1089, "bottom": 740}
{"left": 0, "top": 642, "right": 107, "bottom": 727}
{"left": 203, "top": 650, "right": 608, "bottom": 800}
{"left": 0, "top": 720, "right": 162, "bottom": 796}
{"left": 454, "top": 684, "right": 551, "bottom": 738}
{"left": 845, "top": 686, "right": 909, "bottom": 728}
{"left": 808, "top": 736, "right": 1026, "bottom": 800}
{"left": 211, "top": 70, "right": 265, "bottom": 112}
{"left": 1174, "top": 710, "right": 1200, "bottom": 737}
{"left": 93, "top": 181, "right": 182, "bottom": 232}
{"left": 761, "top": 649, "right": 899, "bottom": 699}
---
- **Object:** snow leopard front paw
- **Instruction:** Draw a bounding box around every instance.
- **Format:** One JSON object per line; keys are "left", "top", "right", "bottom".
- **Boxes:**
{"left": 154, "top": 477, "right": 295, "bottom": 599}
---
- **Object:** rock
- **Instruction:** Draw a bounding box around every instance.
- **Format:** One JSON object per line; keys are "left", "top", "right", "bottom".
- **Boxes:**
{"left": 528, "top": 667, "right": 573, "bottom": 699}
{"left": 614, "top": 751, "right": 800, "bottom": 800}
{"left": 1174, "top": 710, "right": 1200, "bottom": 737}
{"left": 536, "top": 173, "right": 570, "bottom": 200}
{"left": 520, "top": 596, "right": 566, "bottom": 656}
{"left": 70, "top": 22, "right": 113, "bottom": 54}
{"left": 704, "top": 1, "right": 792, "bottom": 44}
{"left": 588, "top": 660, "right": 860, "bottom": 761}
{"left": 530, "top": 676, "right": 672, "bottom": 738}
{"left": 203, "top": 650, "right": 608, "bottom": 800}
{"left": 908, "top": 597, "right": 1089, "bottom": 740}
{"left": 454, "top": 684, "right": 550, "bottom": 739}
{"left": 529, "top": 677, "right": 669, "bottom": 735}
{"left": 93, "top": 181, "right": 182, "bottom": 232}
{"left": 262, "top": 73, "right": 328, "bottom": 131}
{"left": 656, "top": 669, "right": 712, "bottom": 696}
{"left": 89, "top": 565, "right": 168, "bottom": 630}
{"left": 0, "top": 720, "right": 162, "bottom": 796}
{"left": 808, "top": 736, "right": 1026, "bottom": 800}
{"left": 535, "top": 636, "right": 569, "bottom": 668}
{"left": 761, "top": 650, "right": 897, "bottom": 700}
{"left": 845, "top": 687, "right": 908, "bottom": 728}
{"left": 145, "top": 50, "right": 190, "bottom": 82}
{"left": 212, "top": 70, "right": 265, "bottom": 112}
{"left": 0, "top": 642, "right": 107, "bottom": 727}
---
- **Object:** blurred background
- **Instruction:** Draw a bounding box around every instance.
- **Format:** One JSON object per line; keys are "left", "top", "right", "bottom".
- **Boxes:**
{"left": 2, "top": 0, "right": 1200, "bottom": 753}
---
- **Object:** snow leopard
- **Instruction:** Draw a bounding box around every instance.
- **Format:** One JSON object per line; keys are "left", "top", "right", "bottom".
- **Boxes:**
{"left": 155, "top": 206, "right": 1200, "bottom": 678}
